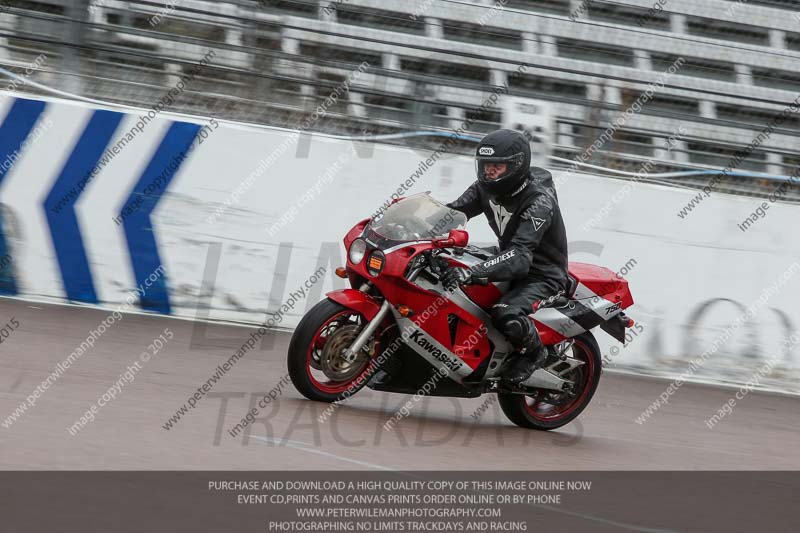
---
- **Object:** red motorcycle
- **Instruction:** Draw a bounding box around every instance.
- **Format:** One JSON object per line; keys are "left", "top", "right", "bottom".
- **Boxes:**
{"left": 288, "top": 193, "right": 635, "bottom": 430}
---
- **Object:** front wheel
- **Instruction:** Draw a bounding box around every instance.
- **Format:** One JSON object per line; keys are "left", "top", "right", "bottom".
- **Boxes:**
{"left": 498, "top": 332, "right": 602, "bottom": 430}
{"left": 288, "top": 299, "right": 382, "bottom": 403}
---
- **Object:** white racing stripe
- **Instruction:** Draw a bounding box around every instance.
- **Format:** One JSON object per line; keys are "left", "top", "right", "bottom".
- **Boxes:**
{"left": 572, "top": 282, "right": 611, "bottom": 305}
{"left": 532, "top": 307, "right": 588, "bottom": 337}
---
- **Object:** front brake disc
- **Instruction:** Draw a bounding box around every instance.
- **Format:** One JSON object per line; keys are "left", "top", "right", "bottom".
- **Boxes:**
{"left": 319, "top": 325, "right": 369, "bottom": 381}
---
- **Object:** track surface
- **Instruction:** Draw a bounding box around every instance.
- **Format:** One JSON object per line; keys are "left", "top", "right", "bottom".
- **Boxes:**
{"left": 1, "top": 298, "right": 798, "bottom": 470}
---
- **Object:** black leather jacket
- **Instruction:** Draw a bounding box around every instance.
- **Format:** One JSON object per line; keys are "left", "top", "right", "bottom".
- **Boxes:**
{"left": 447, "top": 167, "right": 569, "bottom": 287}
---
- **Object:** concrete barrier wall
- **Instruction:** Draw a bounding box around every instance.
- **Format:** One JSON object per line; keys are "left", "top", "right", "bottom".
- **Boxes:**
{"left": 1, "top": 95, "right": 797, "bottom": 392}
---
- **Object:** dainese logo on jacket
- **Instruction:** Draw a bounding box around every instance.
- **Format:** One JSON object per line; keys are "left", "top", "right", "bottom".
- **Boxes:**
{"left": 483, "top": 250, "right": 515, "bottom": 268}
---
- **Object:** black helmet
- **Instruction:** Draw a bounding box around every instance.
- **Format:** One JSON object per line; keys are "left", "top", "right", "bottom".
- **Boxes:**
{"left": 475, "top": 129, "right": 531, "bottom": 197}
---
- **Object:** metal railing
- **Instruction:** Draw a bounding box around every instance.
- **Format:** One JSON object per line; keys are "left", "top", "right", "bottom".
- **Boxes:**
{"left": 0, "top": 0, "right": 798, "bottom": 202}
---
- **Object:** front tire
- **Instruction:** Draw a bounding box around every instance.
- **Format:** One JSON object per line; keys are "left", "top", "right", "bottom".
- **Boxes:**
{"left": 288, "top": 299, "right": 380, "bottom": 403}
{"left": 498, "top": 332, "right": 602, "bottom": 430}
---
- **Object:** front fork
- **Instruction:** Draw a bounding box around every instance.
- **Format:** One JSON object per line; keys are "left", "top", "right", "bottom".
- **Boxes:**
{"left": 341, "top": 262, "right": 428, "bottom": 362}
{"left": 341, "top": 299, "right": 392, "bottom": 363}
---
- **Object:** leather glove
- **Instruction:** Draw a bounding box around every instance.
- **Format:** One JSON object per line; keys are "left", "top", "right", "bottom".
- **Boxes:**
{"left": 440, "top": 266, "right": 473, "bottom": 291}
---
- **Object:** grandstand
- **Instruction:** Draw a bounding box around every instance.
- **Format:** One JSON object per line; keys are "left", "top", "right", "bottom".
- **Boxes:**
{"left": 1, "top": 0, "right": 799, "bottom": 198}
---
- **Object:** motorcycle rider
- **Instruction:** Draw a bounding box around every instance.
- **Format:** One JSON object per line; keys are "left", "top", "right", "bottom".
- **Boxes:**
{"left": 442, "top": 129, "right": 569, "bottom": 384}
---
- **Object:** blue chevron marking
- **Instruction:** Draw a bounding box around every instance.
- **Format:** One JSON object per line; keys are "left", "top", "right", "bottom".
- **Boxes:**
{"left": 44, "top": 109, "right": 124, "bottom": 303}
{"left": 0, "top": 98, "right": 47, "bottom": 295}
{"left": 122, "top": 121, "right": 200, "bottom": 314}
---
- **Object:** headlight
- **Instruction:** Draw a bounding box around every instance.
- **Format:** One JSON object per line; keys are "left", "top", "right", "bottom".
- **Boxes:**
{"left": 349, "top": 238, "right": 367, "bottom": 264}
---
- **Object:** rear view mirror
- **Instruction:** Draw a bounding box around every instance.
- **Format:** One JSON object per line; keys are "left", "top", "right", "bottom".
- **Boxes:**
{"left": 448, "top": 229, "right": 469, "bottom": 248}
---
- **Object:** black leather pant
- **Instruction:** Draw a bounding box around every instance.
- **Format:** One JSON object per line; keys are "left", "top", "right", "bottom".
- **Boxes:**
{"left": 490, "top": 277, "right": 563, "bottom": 354}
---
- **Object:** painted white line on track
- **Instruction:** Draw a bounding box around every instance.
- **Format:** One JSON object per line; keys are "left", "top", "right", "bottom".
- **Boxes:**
{"left": 247, "top": 435, "right": 395, "bottom": 471}
{"left": 0, "top": 294, "right": 294, "bottom": 333}
{"left": 606, "top": 368, "right": 800, "bottom": 398}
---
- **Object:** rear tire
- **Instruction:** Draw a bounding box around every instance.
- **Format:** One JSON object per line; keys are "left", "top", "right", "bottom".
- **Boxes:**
{"left": 288, "top": 299, "right": 379, "bottom": 403}
{"left": 498, "top": 332, "right": 602, "bottom": 430}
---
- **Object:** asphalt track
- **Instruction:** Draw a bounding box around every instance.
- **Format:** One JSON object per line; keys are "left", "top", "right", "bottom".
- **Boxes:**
{"left": 1, "top": 298, "right": 798, "bottom": 471}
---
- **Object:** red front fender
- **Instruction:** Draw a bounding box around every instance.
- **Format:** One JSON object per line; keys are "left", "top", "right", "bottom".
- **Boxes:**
{"left": 326, "top": 289, "right": 382, "bottom": 320}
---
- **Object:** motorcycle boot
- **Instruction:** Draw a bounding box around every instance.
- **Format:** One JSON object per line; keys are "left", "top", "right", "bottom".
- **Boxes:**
{"left": 504, "top": 345, "right": 549, "bottom": 384}
{"left": 493, "top": 311, "right": 549, "bottom": 384}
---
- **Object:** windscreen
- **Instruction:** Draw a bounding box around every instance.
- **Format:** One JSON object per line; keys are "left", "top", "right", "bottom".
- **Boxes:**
{"left": 370, "top": 193, "right": 467, "bottom": 242}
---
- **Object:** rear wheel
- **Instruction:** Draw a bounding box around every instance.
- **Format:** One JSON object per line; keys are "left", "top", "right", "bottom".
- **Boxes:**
{"left": 498, "top": 332, "right": 602, "bottom": 430}
{"left": 288, "top": 299, "right": 382, "bottom": 403}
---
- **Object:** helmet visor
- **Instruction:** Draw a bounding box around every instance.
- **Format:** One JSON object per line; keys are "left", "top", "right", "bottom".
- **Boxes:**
{"left": 475, "top": 152, "right": 526, "bottom": 183}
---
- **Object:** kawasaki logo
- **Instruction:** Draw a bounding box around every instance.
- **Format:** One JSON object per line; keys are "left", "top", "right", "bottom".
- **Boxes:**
{"left": 409, "top": 330, "right": 462, "bottom": 372}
